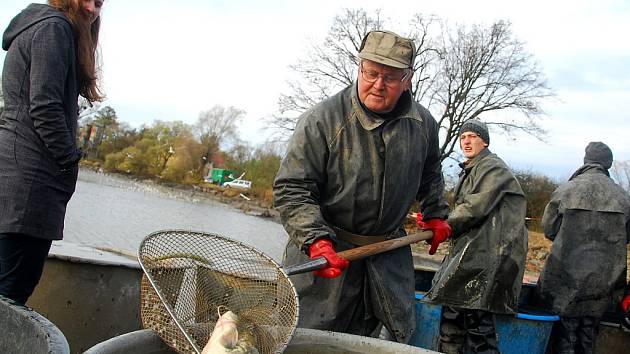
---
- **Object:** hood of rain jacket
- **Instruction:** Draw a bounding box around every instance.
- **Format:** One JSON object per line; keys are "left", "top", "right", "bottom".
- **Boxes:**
{"left": 2, "top": 4, "right": 69, "bottom": 50}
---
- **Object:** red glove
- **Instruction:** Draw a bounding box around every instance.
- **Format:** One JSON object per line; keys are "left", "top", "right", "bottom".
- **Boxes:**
{"left": 416, "top": 212, "right": 426, "bottom": 229}
{"left": 622, "top": 294, "right": 630, "bottom": 330}
{"left": 308, "top": 239, "right": 349, "bottom": 278}
{"left": 622, "top": 294, "right": 630, "bottom": 312}
{"left": 418, "top": 218, "right": 452, "bottom": 255}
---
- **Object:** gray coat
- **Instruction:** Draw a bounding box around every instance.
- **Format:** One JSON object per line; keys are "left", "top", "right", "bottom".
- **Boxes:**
{"left": 534, "top": 164, "right": 630, "bottom": 317}
{"left": 425, "top": 149, "right": 528, "bottom": 314}
{"left": 273, "top": 83, "right": 449, "bottom": 343}
{"left": 0, "top": 4, "right": 82, "bottom": 240}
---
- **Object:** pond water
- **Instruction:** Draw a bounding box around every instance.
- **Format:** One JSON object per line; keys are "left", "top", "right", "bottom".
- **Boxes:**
{"left": 63, "top": 169, "right": 289, "bottom": 261}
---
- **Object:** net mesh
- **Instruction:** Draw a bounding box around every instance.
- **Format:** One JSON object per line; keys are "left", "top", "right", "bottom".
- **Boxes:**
{"left": 138, "top": 230, "right": 299, "bottom": 354}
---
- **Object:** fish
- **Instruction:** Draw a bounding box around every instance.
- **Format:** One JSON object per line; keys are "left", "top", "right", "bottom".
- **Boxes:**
{"left": 202, "top": 310, "right": 259, "bottom": 354}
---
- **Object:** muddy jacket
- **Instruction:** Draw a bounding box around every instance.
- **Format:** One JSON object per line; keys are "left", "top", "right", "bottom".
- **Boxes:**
{"left": 0, "top": 4, "right": 81, "bottom": 240}
{"left": 425, "top": 149, "right": 528, "bottom": 314}
{"left": 273, "top": 83, "right": 448, "bottom": 343}
{"left": 534, "top": 164, "right": 630, "bottom": 317}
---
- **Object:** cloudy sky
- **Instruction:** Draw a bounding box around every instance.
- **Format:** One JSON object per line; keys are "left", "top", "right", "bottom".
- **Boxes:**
{"left": 1, "top": 0, "right": 629, "bottom": 180}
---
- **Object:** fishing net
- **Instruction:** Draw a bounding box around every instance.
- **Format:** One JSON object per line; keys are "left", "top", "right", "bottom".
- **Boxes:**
{"left": 138, "top": 230, "right": 299, "bottom": 354}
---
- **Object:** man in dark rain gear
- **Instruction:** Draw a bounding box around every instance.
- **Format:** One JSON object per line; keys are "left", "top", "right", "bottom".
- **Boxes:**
{"left": 423, "top": 119, "right": 528, "bottom": 353}
{"left": 273, "top": 30, "right": 451, "bottom": 343}
{"left": 533, "top": 142, "right": 630, "bottom": 354}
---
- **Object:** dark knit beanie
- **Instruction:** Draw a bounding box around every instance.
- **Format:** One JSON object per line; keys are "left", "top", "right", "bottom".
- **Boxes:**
{"left": 584, "top": 141, "right": 613, "bottom": 169}
{"left": 459, "top": 119, "right": 489, "bottom": 145}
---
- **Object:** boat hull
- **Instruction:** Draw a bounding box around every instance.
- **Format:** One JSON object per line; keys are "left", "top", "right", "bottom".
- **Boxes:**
{"left": 27, "top": 242, "right": 143, "bottom": 353}
{"left": 20, "top": 243, "right": 630, "bottom": 354}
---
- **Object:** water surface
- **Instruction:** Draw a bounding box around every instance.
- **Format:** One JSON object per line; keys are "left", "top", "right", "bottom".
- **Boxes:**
{"left": 63, "top": 170, "right": 289, "bottom": 261}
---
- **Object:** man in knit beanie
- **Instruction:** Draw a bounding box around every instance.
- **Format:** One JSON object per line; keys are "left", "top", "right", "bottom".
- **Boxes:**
{"left": 534, "top": 141, "right": 630, "bottom": 353}
{"left": 424, "top": 118, "right": 528, "bottom": 353}
{"left": 459, "top": 119, "right": 490, "bottom": 146}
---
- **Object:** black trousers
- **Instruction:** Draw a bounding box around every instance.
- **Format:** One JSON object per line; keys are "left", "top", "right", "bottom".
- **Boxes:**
{"left": 439, "top": 306, "right": 500, "bottom": 354}
{"left": 0, "top": 233, "right": 52, "bottom": 305}
{"left": 549, "top": 316, "right": 600, "bottom": 354}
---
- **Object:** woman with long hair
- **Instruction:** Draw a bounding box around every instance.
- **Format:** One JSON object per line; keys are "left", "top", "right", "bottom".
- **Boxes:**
{"left": 0, "top": 0, "right": 105, "bottom": 305}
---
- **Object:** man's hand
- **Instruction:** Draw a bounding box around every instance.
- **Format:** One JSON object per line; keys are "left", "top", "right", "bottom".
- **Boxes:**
{"left": 418, "top": 218, "right": 452, "bottom": 255}
{"left": 308, "top": 239, "right": 349, "bottom": 278}
{"left": 416, "top": 212, "right": 426, "bottom": 229}
{"left": 621, "top": 294, "right": 630, "bottom": 330}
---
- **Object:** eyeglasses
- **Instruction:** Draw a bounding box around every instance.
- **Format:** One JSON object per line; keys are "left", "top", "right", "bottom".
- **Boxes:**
{"left": 359, "top": 63, "right": 410, "bottom": 87}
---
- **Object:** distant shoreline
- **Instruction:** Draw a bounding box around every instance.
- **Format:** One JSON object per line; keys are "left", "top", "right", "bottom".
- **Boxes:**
{"left": 77, "top": 166, "right": 281, "bottom": 223}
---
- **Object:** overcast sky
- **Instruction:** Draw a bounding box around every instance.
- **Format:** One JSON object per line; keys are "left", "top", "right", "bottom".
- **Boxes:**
{"left": 1, "top": 0, "right": 629, "bottom": 181}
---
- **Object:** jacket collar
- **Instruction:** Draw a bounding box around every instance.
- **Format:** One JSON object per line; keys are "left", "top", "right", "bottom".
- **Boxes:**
{"left": 350, "top": 82, "right": 416, "bottom": 131}
{"left": 454, "top": 148, "right": 491, "bottom": 196}
{"left": 569, "top": 163, "right": 610, "bottom": 181}
{"left": 459, "top": 148, "right": 491, "bottom": 172}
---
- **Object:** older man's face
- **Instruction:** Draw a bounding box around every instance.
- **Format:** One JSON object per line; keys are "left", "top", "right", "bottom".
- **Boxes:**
{"left": 460, "top": 132, "right": 487, "bottom": 159}
{"left": 357, "top": 60, "right": 411, "bottom": 114}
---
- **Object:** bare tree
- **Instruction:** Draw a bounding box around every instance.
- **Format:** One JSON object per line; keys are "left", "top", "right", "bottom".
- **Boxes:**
{"left": 406, "top": 14, "right": 442, "bottom": 104}
{"left": 196, "top": 105, "right": 244, "bottom": 147}
{"left": 268, "top": 9, "right": 555, "bottom": 163}
{"left": 611, "top": 160, "right": 630, "bottom": 193}
{"left": 434, "top": 20, "right": 553, "bottom": 160}
{"left": 227, "top": 143, "right": 253, "bottom": 168}
{"left": 269, "top": 9, "right": 385, "bottom": 134}
{"left": 194, "top": 105, "right": 244, "bottom": 175}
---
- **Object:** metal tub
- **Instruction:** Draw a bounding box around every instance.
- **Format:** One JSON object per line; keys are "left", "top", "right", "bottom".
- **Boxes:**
{"left": 0, "top": 295, "right": 69, "bottom": 354}
{"left": 84, "top": 328, "right": 437, "bottom": 354}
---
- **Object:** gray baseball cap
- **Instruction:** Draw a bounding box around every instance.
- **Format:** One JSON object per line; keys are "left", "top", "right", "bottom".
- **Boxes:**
{"left": 358, "top": 30, "right": 416, "bottom": 69}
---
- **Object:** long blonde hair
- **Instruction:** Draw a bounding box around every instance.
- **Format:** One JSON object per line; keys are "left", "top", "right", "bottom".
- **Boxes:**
{"left": 47, "top": 0, "right": 104, "bottom": 103}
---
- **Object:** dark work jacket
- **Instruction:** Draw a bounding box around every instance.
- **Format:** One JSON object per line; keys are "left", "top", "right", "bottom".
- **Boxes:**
{"left": 0, "top": 4, "right": 81, "bottom": 240}
{"left": 534, "top": 164, "right": 630, "bottom": 317}
{"left": 273, "top": 83, "right": 449, "bottom": 343}
{"left": 425, "top": 149, "right": 528, "bottom": 314}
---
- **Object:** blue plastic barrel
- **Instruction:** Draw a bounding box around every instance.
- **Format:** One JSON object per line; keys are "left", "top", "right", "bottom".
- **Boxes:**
{"left": 410, "top": 294, "right": 441, "bottom": 350}
{"left": 495, "top": 309, "right": 559, "bottom": 354}
{"left": 411, "top": 293, "right": 559, "bottom": 354}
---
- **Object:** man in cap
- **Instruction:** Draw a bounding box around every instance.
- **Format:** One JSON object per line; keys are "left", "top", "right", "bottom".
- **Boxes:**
{"left": 273, "top": 30, "right": 450, "bottom": 343}
{"left": 533, "top": 142, "right": 630, "bottom": 354}
{"left": 423, "top": 119, "right": 528, "bottom": 353}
